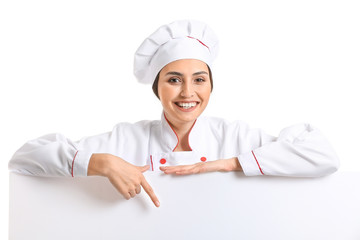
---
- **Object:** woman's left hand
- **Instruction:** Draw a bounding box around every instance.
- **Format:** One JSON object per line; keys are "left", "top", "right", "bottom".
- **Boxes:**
{"left": 159, "top": 157, "right": 242, "bottom": 175}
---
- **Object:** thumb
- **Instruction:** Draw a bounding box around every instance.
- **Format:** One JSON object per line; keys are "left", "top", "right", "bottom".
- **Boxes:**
{"left": 139, "top": 165, "right": 150, "bottom": 173}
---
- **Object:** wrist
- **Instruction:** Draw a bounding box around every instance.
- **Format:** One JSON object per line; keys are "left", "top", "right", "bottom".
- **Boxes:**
{"left": 221, "top": 157, "right": 242, "bottom": 172}
{"left": 232, "top": 157, "right": 243, "bottom": 171}
{"left": 88, "top": 153, "right": 112, "bottom": 176}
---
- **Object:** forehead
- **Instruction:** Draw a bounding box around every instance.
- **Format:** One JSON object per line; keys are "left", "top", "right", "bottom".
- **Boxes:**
{"left": 160, "top": 59, "right": 209, "bottom": 75}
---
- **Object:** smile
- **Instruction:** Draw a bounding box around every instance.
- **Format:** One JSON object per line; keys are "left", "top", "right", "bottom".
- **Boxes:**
{"left": 174, "top": 101, "right": 199, "bottom": 111}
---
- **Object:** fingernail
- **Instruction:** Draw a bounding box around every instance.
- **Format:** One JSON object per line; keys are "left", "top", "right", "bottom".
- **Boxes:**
{"left": 155, "top": 201, "right": 160, "bottom": 207}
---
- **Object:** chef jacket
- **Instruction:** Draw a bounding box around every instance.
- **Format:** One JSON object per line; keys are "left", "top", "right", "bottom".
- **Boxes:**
{"left": 8, "top": 113, "right": 340, "bottom": 177}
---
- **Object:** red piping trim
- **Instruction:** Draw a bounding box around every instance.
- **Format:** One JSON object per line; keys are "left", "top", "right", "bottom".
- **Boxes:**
{"left": 187, "top": 36, "right": 209, "bottom": 49}
{"left": 163, "top": 112, "right": 197, "bottom": 152}
{"left": 71, "top": 150, "right": 79, "bottom": 177}
{"left": 251, "top": 150, "right": 264, "bottom": 175}
{"left": 163, "top": 113, "right": 180, "bottom": 152}
{"left": 187, "top": 119, "right": 197, "bottom": 151}
{"left": 150, "top": 155, "right": 154, "bottom": 171}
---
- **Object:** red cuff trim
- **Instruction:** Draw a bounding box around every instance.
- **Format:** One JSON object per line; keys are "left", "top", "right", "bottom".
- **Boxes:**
{"left": 251, "top": 150, "right": 264, "bottom": 175}
{"left": 71, "top": 150, "right": 79, "bottom": 177}
{"left": 150, "top": 155, "right": 154, "bottom": 171}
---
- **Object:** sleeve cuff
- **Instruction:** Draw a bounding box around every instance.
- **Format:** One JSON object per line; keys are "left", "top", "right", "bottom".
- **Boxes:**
{"left": 237, "top": 151, "right": 265, "bottom": 176}
{"left": 71, "top": 150, "right": 92, "bottom": 177}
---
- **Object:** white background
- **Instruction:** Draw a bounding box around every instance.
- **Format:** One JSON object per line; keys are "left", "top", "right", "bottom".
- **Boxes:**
{"left": 1, "top": 0, "right": 359, "bottom": 238}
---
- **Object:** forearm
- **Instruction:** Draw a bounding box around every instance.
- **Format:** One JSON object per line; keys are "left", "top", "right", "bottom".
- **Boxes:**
{"left": 218, "top": 157, "right": 243, "bottom": 172}
{"left": 238, "top": 124, "right": 340, "bottom": 177}
{"left": 8, "top": 133, "right": 83, "bottom": 177}
{"left": 87, "top": 153, "right": 112, "bottom": 176}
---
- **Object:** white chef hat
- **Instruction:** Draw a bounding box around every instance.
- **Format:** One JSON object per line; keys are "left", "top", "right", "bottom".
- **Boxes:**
{"left": 134, "top": 20, "right": 219, "bottom": 84}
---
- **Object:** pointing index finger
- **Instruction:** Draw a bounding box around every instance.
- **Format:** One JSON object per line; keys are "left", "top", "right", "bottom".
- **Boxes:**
{"left": 141, "top": 177, "right": 160, "bottom": 208}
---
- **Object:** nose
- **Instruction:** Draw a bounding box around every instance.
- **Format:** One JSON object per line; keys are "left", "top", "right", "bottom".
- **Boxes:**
{"left": 180, "top": 81, "right": 194, "bottom": 98}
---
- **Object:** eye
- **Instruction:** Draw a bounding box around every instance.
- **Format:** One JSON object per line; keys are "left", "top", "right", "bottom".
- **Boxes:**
{"left": 168, "top": 78, "right": 181, "bottom": 83}
{"left": 195, "top": 78, "right": 205, "bottom": 83}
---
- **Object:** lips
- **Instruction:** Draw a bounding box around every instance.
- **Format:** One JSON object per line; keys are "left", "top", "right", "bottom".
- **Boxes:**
{"left": 174, "top": 101, "right": 199, "bottom": 111}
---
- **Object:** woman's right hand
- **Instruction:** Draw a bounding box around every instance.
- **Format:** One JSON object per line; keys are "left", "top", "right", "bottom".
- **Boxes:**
{"left": 88, "top": 153, "right": 160, "bottom": 207}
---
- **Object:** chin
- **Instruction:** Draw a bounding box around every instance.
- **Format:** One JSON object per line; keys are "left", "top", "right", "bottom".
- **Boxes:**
{"left": 177, "top": 114, "right": 198, "bottom": 123}
{"left": 164, "top": 101, "right": 207, "bottom": 124}
{"left": 175, "top": 109, "right": 203, "bottom": 122}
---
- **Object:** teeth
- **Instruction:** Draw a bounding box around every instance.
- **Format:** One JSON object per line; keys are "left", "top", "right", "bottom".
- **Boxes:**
{"left": 177, "top": 102, "right": 197, "bottom": 109}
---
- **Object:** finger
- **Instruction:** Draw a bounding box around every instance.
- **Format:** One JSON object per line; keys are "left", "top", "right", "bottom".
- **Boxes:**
{"left": 108, "top": 177, "right": 131, "bottom": 200}
{"left": 135, "top": 185, "right": 141, "bottom": 194}
{"left": 175, "top": 171, "right": 192, "bottom": 175}
{"left": 162, "top": 167, "right": 181, "bottom": 174}
{"left": 174, "top": 162, "right": 217, "bottom": 175}
{"left": 175, "top": 167, "right": 197, "bottom": 175}
{"left": 160, "top": 165, "right": 189, "bottom": 174}
{"left": 168, "top": 165, "right": 195, "bottom": 174}
{"left": 141, "top": 178, "right": 160, "bottom": 207}
{"left": 139, "top": 165, "right": 150, "bottom": 173}
{"left": 129, "top": 189, "right": 137, "bottom": 198}
{"left": 123, "top": 193, "right": 131, "bottom": 200}
{"left": 159, "top": 165, "right": 176, "bottom": 171}
{"left": 160, "top": 165, "right": 187, "bottom": 170}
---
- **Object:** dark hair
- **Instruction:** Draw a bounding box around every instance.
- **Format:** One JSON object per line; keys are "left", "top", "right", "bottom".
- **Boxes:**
{"left": 152, "top": 65, "right": 213, "bottom": 99}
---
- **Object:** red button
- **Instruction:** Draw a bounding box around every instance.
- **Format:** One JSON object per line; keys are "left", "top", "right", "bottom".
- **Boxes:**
{"left": 200, "top": 157, "right": 207, "bottom": 162}
{"left": 160, "top": 158, "right": 167, "bottom": 164}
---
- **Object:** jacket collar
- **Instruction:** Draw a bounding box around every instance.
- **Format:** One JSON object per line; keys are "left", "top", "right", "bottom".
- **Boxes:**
{"left": 160, "top": 112, "right": 204, "bottom": 152}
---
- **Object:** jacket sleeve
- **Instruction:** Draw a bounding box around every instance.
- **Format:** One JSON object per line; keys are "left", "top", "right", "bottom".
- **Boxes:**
{"left": 236, "top": 123, "right": 340, "bottom": 177}
{"left": 8, "top": 126, "right": 123, "bottom": 177}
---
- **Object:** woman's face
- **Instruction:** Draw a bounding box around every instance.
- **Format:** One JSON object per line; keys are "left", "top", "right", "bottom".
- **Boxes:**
{"left": 158, "top": 59, "right": 212, "bottom": 127}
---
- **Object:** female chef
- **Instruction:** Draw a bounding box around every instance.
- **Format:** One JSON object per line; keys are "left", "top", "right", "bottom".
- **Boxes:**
{"left": 9, "top": 20, "right": 340, "bottom": 208}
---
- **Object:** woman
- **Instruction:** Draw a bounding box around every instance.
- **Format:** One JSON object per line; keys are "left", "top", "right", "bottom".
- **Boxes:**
{"left": 9, "top": 20, "right": 340, "bottom": 208}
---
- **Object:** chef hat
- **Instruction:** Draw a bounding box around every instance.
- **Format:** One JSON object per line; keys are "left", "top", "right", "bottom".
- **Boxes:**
{"left": 134, "top": 20, "right": 219, "bottom": 84}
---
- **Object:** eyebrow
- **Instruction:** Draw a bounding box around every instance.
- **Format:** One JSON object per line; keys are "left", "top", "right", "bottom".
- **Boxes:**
{"left": 165, "top": 71, "right": 208, "bottom": 76}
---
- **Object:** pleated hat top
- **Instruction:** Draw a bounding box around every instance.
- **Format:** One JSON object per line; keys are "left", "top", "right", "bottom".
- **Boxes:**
{"left": 134, "top": 20, "right": 219, "bottom": 84}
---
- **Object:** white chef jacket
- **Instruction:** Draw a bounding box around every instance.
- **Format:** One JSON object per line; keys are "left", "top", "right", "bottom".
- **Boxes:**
{"left": 8, "top": 113, "right": 340, "bottom": 177}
